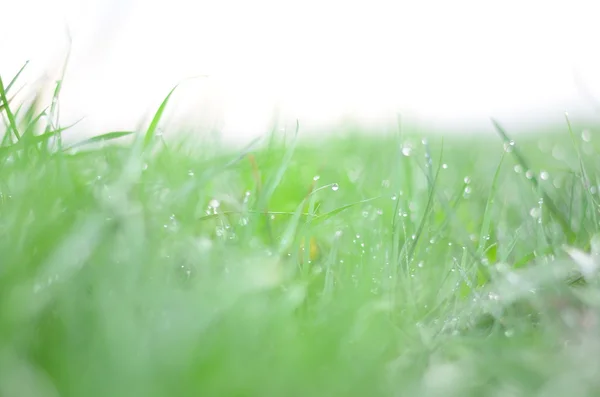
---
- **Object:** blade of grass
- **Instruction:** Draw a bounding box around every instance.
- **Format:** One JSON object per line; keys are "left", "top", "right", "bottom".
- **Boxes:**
{"left": 4, "top": 61, "right": 29, "bottom": 95}
{"left": 0, "top": 76, "right": 22, "bottom": 141}
{"left": 143, "top": 85, "right": 179, "bottom": 149}
{"left": 63, "top": 131, "right": 136, "bottom": 151}
{"left": 257, "top": 120, "right": 300, "bottom": 211}
{"left": 407, "top": 139, "right": 444, "bottom": 261}
{"left": 492, "top": 118, "right": 575, "bottom": 243}
{"left": 312, "top": 196, "right": 381, "bottom": 225}
{"left": 565, "top": 112, "right": 598, "bottom": 228}
{"left": 0, "top": 118, "right": 84, "bottom": 158}
{"left": 140, "top": 74, "right": 209, "bottom": 150}
{"left": 477, "top": 151, "right": 506, "bottom": 256}
{"left": 43, "top": 31, "right": 72, "bottom": 152}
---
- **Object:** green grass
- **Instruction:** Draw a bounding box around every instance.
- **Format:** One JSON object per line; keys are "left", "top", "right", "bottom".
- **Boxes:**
{"left": 3, "top": 68, "right": 600, "bottom": 397}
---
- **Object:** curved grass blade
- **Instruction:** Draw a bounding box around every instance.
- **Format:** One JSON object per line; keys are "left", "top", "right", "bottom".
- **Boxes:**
{"left": 0, "top": 118, "right": 83, "bottom": 157}
{"left": 143, "top": 85, "right": 179, "bottom": 149}
{"left": 312, "top": 196, "right": 381, "bottom": 225}
{"left": 565, "top": 113, "right": 598, "bottom": 229}
{"left": 43, "top": 32, "right": 72, "bottom": 151}
{"left": 257, "top": 119, "right": 300, "bottom": 211}
{"left": 63, "top": 131, "right": 136, "bottom": 152}
{"left": 0, "top": 76, "right": 22, "bottom": 141}
{"left": 408, "top": 139, "right": 444, "bottom": 260}
{"left": 477, "top": 151, "right": 506, "bottom": 256}
{"left": 492, "top": 118, "right": 574, "bottom": 243}
{"left": 3, "top": 61, "right": 29, "bottom": 97}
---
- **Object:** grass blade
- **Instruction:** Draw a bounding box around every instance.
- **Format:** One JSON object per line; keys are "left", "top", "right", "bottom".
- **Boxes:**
{"left": 63, "top": 131, "right": 136, "bottom": 151}
{"left": 143, "top": 85, "right": 179, "bottom": 149}
{"left": 492, "top": 118, "right": 574, "bottom": 243}
{"left": 0, "top": 76, "right": 22, "bottom": 141}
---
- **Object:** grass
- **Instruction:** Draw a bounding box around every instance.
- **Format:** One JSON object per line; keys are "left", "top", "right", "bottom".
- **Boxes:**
{"left": 3, "top": 67, "right": 600, "bottom": 397}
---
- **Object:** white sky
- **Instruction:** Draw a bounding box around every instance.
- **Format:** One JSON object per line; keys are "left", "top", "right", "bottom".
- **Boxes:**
{"left": 2, "top": 0, "right": 600, "bottom": 140}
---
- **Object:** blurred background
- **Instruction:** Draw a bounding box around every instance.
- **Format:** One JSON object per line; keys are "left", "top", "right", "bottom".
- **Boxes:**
{"left": 2, "top": 0, "right": 600, "bottom": 142}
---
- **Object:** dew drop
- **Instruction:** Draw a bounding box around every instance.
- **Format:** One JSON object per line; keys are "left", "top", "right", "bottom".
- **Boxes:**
{"left": 529, "top": 207, "right": 541, "bottom": 219}
{"left": 540, "top": 170, "right": 549, "bottom": 180}
{"left": 331, "top": 183, "right": 339, "bottom": 191}
{"left": 582, "top": 129, "right": 592, "bottom": 142}
{"left": 401, "top": 146, "right": 412, "bottom": 156}
{"left": 525, "top": 170, "right": 534, "bottom": 179}
{"left": 313, "top": 175, "right": 320, "bottom": 181}
{"left": 442, "top": 163, "right": 448, "bottom": 169}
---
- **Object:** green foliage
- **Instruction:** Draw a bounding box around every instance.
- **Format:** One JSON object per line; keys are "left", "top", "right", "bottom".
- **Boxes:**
{"left": 2, "top": 68, "right": 600, "bottom": 396}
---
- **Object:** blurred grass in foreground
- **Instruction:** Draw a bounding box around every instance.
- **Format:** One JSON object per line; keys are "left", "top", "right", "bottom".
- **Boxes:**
{"left": 2, "top": 66, "right": 600, "bottom": 397}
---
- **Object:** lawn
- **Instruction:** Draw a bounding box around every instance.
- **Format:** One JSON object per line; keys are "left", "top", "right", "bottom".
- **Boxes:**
{"left": 2, "top": 68, "right": 600, "bottom": 396}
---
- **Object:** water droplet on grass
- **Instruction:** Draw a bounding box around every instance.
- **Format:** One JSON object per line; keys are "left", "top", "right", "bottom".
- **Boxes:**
{"left": 540, "top": 170, "right": 549, "bottom": 180}
{"left": 529, "top": 207, "right": 541, "bottom": 219}
{"left": 313, "top": 175, "right": 320, "bottom": 181}
{"left": 209, "top": 199, "right": 220, "bottom": 209}
{"left": 582, "top": 129, "right": 592, "bottom": 142}
{"left": 442, "top": 163, "right": 448, "bottom": 169}
{"left": 552, "top": 145, "right": 565, "bottom": 160}
{"left": 401, "top": 146, "right": 412, "bottom": 156}
{"left": 464, "top": 176, "right": 471, "bottom": 184}
{"left": 525, "top": 170, "right": 534, "bottom": 179}
{"left": 188, "top": 170, "right": 195, "bottom": 176}
{"left": 514, "top": 165, "right": 523, "bottom": 173}
{"left": 331, "top": 183, "right": 339, "bottom": 191}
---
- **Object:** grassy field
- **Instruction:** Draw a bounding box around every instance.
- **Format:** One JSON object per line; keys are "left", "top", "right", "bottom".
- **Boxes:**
{"left": 3, "top": 69, "right": 600, "bottom": 396}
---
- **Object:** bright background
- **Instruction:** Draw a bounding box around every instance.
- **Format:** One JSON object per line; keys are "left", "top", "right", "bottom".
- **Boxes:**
{"left": 2, "top": 0, "right": 600, "bottom": 140}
